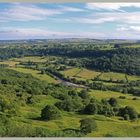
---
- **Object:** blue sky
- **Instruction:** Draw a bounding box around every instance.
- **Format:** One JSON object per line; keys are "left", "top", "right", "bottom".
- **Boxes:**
{"left": 1, "top": 3, "right": 140, "bottom": 40}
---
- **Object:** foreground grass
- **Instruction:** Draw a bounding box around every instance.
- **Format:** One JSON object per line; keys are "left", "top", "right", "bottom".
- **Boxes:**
{"left": 17, "top": 93, "right": 140, "bottom": 137}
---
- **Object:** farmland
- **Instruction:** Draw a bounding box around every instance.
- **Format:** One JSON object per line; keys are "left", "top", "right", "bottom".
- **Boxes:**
{"left": 0, "top": 39, "right": 140, "bottom": 137}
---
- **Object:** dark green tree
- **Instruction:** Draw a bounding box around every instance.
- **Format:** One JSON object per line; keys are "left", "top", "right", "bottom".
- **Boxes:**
{"left": 41, "top": 105, "right": 61, "bottom": 120}
{"left": 80, "top": 118, "right": 97, "bottom": 134}
{"left": 84, "top": 103, "right": 98, "bottom": 115}
{"left": 108, "top": 98, "right": 118, "bottom": 107}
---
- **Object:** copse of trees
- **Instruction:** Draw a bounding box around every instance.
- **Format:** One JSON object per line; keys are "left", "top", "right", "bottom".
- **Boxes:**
{"left": 80, "top": 97, "right": 138, "bottom": 120}
{"left": 55, "top": 95, "right": 83, "bottom": 112}
{"left": 0, "top": 68, "right": 48, "bottom": 95}
{"left": 118, "top": 106, "right": 138, "bottom": 120}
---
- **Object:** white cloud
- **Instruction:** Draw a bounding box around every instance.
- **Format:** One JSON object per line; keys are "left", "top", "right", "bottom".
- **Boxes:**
{"left": 58, "top": 5, "right": 85, "bottom": 12}
{"left": 0, "top": 4, "right": 85, "bottom": 22}
{"left": 0, "top": 4, "right": 63, "bottom": 22}
{"left": 69, "top": 12, "right": 140, "bottom": 24}
{"left": 117, "top": 25, "right": 140, "bottom": 32}
{"left": 86, "top": 3, "right": 140, "bottom": 11}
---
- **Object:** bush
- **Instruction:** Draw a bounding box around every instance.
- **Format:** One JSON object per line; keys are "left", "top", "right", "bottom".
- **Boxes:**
{"left": 108, "top": 98, "right": 118, "bottom": 107}
{"left": 41, "top": 105, "right": 61, "bottom": 120}
{"left": 119, "top": 96, "right": 126, "bottom": 99}
{"left": 132, "top": 97, "right": 138, "bottom": 100}
{"left": 119, "top": 106, "right": 138, "bottom": 120}
{"left": 78, "top": 90, "right": 89, "bottom": 99}
{"left": 80, "top": 118, "right": 97, "bottom": 134}
{"left": 55, "top": 97, "right": 83, "bottom": 112}
{"left": 55, "top": 99, "right": 74, "bottom": 112}
{"left": 83, "top": 103, "right": 98, "bottom": 115}
{"left": 124, "top": 114, "right": 130, "bottom": 120}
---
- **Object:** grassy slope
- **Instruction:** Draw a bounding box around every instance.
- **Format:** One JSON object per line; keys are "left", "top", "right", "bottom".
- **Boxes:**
{"left": 10, "top": 67, "right": 58, "bottom": 84}
{"left": 18, "top": 94, "right": 140, "bottom": 137}
{"left": 1, "top": 57, "right": 140, "bottom": 137}
{"left": 89, "top": 90, "right": 140, "bottom": 113}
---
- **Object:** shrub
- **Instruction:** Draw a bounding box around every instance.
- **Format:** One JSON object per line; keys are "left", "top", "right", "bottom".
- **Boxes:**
{"left": 41, "top": 105, "right": 61, "bottom": 120}
{"left": 55, "top": 99, "right": 74, "bottom": 112}
{"left": 119, "top": 96, "right": 126, "bottom": 99}
{"left": 80, "top": 118, "right": 97, "bottom": 134}
{"left": 108, "top": 98, "right": 118, "bottom": 107}
{"left": 124, "top": 114, "right": 130, "bottom": 120}
{"left": 83, "top": 103, "right": 98, "bottom": 115}
{"left": 119, "top": 106, "right": 138, "bottom": 120}
{"left": 55, "top": 97, "right": 83, "bottom": 112}
{"left": 79, "top": 90, "right": 89, "bottom": 99}
{"left": 132, "top": 97, "right": 138, "bottom": 100}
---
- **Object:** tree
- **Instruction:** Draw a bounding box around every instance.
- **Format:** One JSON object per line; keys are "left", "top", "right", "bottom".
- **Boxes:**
{"left": 68, "top": 90, "right": 77, "bottom": 97}
{"left": 55, "top": 97, "right": 83, "bottom": 112}
{"left": 108, "top": 98, "right": 117, "bottom": 107}
{"left": 84, "top": 103, "right": 98, "bottom": 115}
{"left": 41, "top": 105, "right": 61, "bottom": 120}
{"left": 119, "top": 106, "right": 138, "bottom": 120}
{"left": 114, "top": 44, "right": 121, "bottom": 48}
{"left": 55, "top": 99, "right": 74, "bottom": 112}
{"left": 40, "top": 70, "right": 45, "bottom": 75}
{"left": 79, "top": 90, "right": 89, "bottom": 99}
{"left": 80, "top": 118, "right": 97, "bottom": 134}
{"left": 124, "top": 114, "right": 130, "bottom": 120}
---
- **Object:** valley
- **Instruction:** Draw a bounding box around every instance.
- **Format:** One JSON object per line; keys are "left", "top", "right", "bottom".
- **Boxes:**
{"left": 0, "top": 39, "right": 140, "bottom": 137}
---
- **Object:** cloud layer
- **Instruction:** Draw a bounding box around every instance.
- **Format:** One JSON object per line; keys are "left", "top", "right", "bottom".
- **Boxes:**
{"left": 1, "top": 3, "right": 140, "bottom": 39}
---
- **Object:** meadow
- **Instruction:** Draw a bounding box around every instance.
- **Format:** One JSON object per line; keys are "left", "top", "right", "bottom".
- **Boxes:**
{"left": 10, "top": 67, "right": 58, "bottom": 84}
{"left": 61, "top": 67, "right": 140, "bottom": 82}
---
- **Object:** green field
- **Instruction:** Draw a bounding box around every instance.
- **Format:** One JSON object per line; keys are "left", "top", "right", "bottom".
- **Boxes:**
{"left": 89, "top": 90, "right": 140, "bottom": 113}
{"left": 11, "top": 56, "right": 49, "bottom": 63}
{"left": 99, "top": 72, "right": 140, "bottom": 81}
{"left": 10, "top": 67, "right": 58, "bottom": 84}
{"left": 0, "top": 60, "right": 19, "bottom": 67}
{"left": 61, "top": 67, "right": 140, "bottom": 82}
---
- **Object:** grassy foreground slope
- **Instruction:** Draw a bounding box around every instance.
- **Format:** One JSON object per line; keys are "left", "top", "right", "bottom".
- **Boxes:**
{"left": 0, "top": 67, "right": 140, "bottom": 137}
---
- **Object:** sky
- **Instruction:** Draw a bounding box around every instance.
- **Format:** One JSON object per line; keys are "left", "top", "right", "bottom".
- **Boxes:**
{"left": 1, "top": 3, "right": 140, "bottom": 40}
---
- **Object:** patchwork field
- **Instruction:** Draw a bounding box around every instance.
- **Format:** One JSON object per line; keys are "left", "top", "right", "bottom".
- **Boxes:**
{"left": 61, "top": 67, "right": 140, "bottom": 82}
